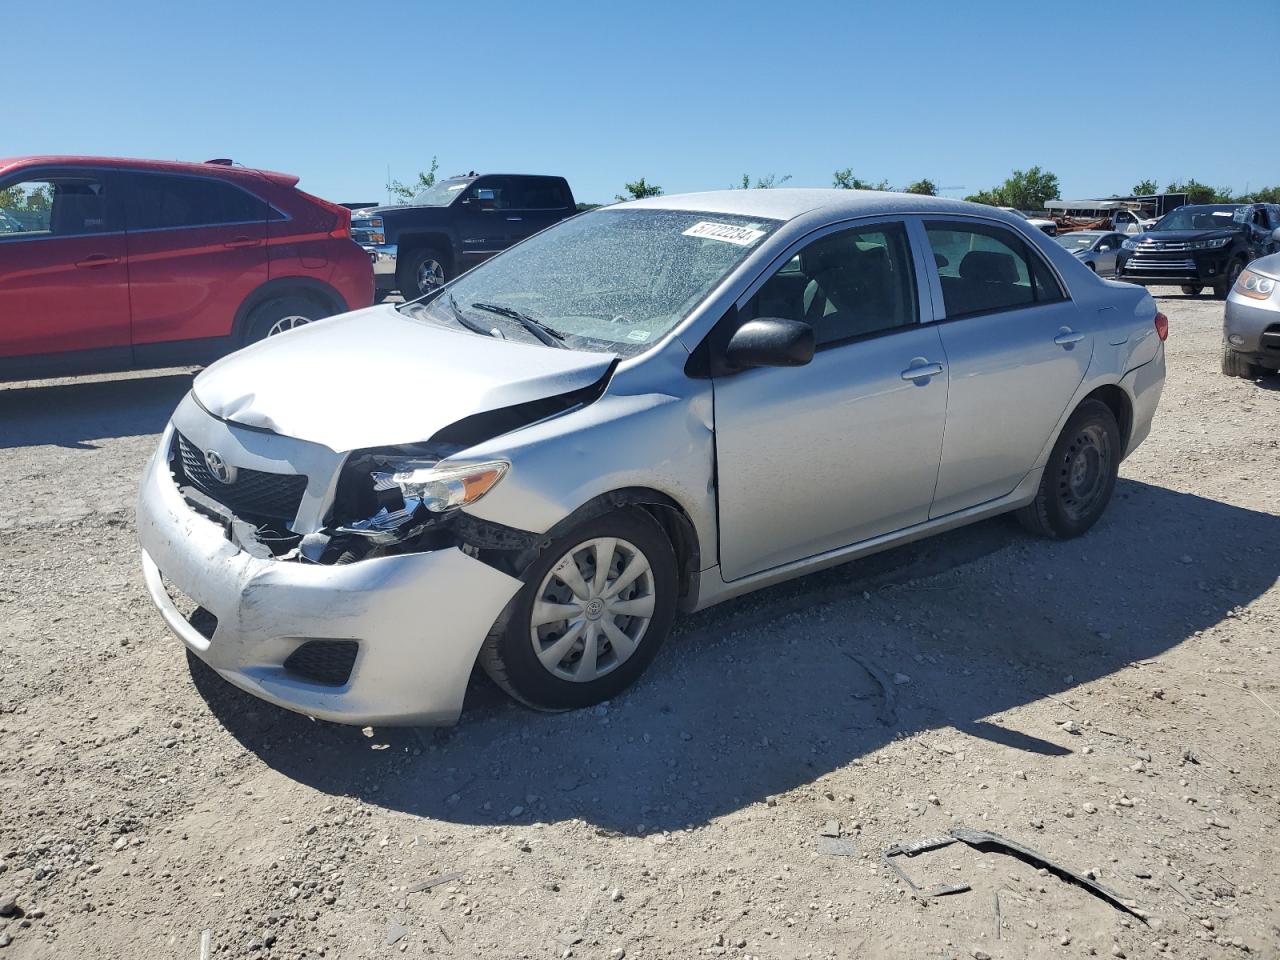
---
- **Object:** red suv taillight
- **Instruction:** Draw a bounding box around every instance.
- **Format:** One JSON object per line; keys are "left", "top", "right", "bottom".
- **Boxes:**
{"left": 1154, "top": 311, "right": 1168, "bottom": 341}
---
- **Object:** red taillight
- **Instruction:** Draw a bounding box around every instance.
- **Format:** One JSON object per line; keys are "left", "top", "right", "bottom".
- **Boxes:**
{"left": 1154, "top": 311, "right": 1168, "bottom": 341}
{"left": 328, "top": 203, "right": 351, "bottom": 239}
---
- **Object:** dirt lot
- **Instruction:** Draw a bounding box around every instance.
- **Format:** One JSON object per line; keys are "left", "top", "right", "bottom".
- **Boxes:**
{"left": 1, "top": 289, "right": 1277, "bottom": 960}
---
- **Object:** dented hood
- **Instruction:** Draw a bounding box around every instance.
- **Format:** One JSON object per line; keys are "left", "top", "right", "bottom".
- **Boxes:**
{"left": 192, "top": 304, "right": 616, "bottom": 452}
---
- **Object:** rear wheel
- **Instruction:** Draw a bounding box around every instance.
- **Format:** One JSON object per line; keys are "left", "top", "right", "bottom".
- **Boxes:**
{"left": 244, "top": 296, "right": 327, "bottom": 344}
{"left": 1180, "top": 284, "right": 1203, "bottom": 296}
{"left": 479, "top": 510, "right": 678, "bottom": 711}
{"left": 1222, "top": 346, "right": 1261, "bottom": 379}
{"left": 1017, "top": 399, "right": 1121, "bottom": 540}
{"left": 1213, "top": 260, "right": 1245, "bottom": 299}
{"left": 398, "top": 247, "right": 449, "bottom": 299}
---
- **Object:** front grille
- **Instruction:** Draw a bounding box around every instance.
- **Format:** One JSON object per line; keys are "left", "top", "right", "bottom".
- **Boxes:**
{"left": 174, "top": 433, "right": 308, "bottom": 522}
{"left": 283, "top": 640, "right": 359, "bottom": 686}
{"left": 1124, "top": 257, "right": 1197, "bottom": 271}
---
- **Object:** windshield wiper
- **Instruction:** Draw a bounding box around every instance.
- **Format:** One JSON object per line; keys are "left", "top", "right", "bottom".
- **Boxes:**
{"left": 442, "top": 293, "right": 505, "bottom": 339}
{"left": 471, "top": 302, "right": 568, "bottom": 348}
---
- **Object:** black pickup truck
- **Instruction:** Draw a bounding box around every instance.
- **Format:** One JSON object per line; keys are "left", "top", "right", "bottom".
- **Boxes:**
{"left": 1116, "top": 202, "right": 1280, "bottom": 298}
{"left": 352, "top": 173, "right": 577, "bottom": 299}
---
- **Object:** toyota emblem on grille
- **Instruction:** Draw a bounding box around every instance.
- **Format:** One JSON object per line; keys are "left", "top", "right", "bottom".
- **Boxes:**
{"left": 204, "top": 450, "right": 238, "bottom": 484}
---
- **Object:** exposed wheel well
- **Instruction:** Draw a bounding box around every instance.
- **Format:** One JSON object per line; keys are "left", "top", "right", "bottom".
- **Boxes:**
{"left": 233, "top": 278, "right": 346, "bottom": 344}
{"left": 1081, "top": 384, "right": 1132, "bottom": 452}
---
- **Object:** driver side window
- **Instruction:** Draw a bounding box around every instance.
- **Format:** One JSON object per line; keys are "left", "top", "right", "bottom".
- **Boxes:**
{"left": 744, "top": 221, "right": 918, "bottom": 347}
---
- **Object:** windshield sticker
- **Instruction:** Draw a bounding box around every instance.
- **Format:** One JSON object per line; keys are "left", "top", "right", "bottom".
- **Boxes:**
{"left": 626, "top": 329, "right": 652, "bottom": 342}
{"left": 683, "top": 221, "right": 767, "bottom": 246}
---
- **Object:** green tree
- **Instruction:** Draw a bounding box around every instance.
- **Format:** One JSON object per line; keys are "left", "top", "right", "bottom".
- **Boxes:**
{"left": 387, "top": 156, "right": 440, "bottom": 204}
{"left": 903, "top": 178, "right": 937, "bottom": 196}
{"left": 965, "top": 166, "right": 1060, "bottom": 209}
{"left": 735, "top": 173, "right": 792, "bottom": 189}
{"left": 833, "top": 169, "right": 889, "bottom": 190}
{"left": 575, "top": 202, "right": 603, "bottom": 212}
{"left": 1165, "top": 179, "right": 1219, "bottom": 204}
{"left": 616, "top": 177, "right": 663, "bottom": 201}
{"left": 1131, "top": 179, "right": 1159, "bottom": 196}
{"left": 0, "top": 183, "right": 53, "bottom": 214}
{"left": 1242, "top": 185, "right": 1280, "bottom": 204}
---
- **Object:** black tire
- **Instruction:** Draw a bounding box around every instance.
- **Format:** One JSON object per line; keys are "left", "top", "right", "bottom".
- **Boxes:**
{"left": 1221, "top": 346, "right": 1261, "bottom": 379}
{"left": 244, "top": 296, "right": 327, "bottom": 344}
{"left": 1180, "top": 284, "right": 1203, "bottom": 296}
{"left": 1213, "top": 260, "right": 1245, "bottom": 300}
{"left": 479, "top": 509, "right": 678, "bottom": 711}
{"left": 398, "top": 247, "right": 450, "bottom": 300}
{"left": 1017, "top": 398, "right": 1122, "bottom": 540}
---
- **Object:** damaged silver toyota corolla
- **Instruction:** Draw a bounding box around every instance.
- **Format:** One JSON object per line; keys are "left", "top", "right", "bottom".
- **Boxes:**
{"left": 138, "top": 190, "right": 1166, "bottom": 725}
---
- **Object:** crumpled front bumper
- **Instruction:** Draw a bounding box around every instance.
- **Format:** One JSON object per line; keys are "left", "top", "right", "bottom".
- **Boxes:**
{"left": 136, "top": 428, "right": 522, "bottom": 726}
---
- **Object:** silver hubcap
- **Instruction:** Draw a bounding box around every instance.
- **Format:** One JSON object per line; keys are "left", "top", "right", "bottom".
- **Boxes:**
{"left": 416, "top": 259, "right": 445, "bottom": 293}
{"left": 530, "top": 537, "right": 655, "bottom": 683}
{"left": 265, "top": 315, "right": 311, "bottom": 336}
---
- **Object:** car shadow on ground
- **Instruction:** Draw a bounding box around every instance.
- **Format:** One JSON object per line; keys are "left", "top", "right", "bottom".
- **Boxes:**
{"left": 0, "top": 372, "right": 194, "bottom": 449}
{"left": 190, "top": 479, "right": 1280, "bottom": 834}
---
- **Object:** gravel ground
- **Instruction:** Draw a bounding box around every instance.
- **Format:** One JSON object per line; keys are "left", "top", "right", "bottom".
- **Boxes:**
{"left": 1, "top": 289, "right": 1277, "bottom": 959}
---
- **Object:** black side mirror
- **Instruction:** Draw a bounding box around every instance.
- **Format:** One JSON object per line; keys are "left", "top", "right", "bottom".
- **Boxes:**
{"left": 468, "top": 188, "right": 497, "bottom": 210}
{"left": 724, "top": 318, "right": 815, "bottom": 370}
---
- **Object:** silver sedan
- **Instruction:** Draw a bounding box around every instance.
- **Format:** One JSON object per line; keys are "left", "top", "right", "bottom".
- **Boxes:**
{"left": 137, "top": 190, "right": 1167, "bottom": 725}
{"left": 1055, "top": 230, "right": 1127, "bottom": 276}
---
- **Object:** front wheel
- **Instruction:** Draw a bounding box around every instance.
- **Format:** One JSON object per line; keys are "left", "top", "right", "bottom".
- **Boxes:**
{"left": 1180, "top": 284, "right": 1203, "bottom": 296}
{"left": 1213, "top": 260, "right": 1245, "bottom": 300}
{"left": 479, "top": 510, "right": 678, "bottom": 711}
{"left": 398, "top": 248, "right": 449, "bottom": 299}
{"left": 1222, "top": 346, "right": 1261, "bottom": 379}
{"left": 1017, "top": 399, "right": 1121, "bottom": 540}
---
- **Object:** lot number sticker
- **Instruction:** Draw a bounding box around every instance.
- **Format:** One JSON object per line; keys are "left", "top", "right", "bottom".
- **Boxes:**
{"left": 682, "top": 221, "right": 766, "bottom": 246}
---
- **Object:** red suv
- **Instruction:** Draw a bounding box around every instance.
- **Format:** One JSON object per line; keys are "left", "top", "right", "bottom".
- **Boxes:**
{"left": 0, "top": 156, "right": 373, "bottom": 380}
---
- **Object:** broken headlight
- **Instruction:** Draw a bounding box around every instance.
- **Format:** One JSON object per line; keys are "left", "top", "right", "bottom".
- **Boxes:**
{"left": 374, "top": 459, "right": 509, "bottom": 514}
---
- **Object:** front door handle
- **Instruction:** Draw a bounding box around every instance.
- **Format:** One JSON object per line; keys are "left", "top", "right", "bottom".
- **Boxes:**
{"left": 1054, "top": 327, "right": 1085, "bottom": 346}
{"left": 74, "top": 255, "right": 119, "bottom": 269}
{"left": 900, "top": 360, "right": 944, "bottom": 382}
{"left": 506, "top": 216, "right": 523, "bottom": 222}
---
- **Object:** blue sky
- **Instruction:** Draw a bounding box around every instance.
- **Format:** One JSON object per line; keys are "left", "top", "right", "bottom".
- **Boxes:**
{"left": 7, "top": 0, "right": 1278, "bottom": 205}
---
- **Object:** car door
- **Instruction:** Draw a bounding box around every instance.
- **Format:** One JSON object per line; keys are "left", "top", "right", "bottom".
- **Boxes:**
{"left": 456, "top": 176, "right": 516, "bottom": 271}
{"left": 1095, "top": 233, "right": 1122, "bottom": 275}
{"left": 505, "top": 177, "right": 573, "bottom": 244}
{"left": 712, "top": 218, "right": 948, "bottom": 581}
{"left": 121, "top": 170, "right": 268, "bottom": 347}
{"left": 0, "top": 167, "right": 130, "bottom": 362}
{"left": 923, "top": 219, "right": 1091, "bottom": 518}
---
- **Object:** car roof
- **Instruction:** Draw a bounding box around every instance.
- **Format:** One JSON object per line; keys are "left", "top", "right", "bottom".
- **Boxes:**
{"left": 617, "top": 188, "right": 995, "bottom": 222}
{"left": 0, "top": 155, "right": 299, "bottom": 186}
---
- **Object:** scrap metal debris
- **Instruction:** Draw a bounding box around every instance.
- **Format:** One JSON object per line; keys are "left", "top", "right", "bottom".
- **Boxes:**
{"left": 406, "top": 871, "right": 462, "bottom": 894}
{"left": 882, "top": 828, "right": 1149, "bottom": 924}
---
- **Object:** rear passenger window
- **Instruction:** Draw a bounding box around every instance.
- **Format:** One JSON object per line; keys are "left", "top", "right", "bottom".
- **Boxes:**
{"left": 519, "top": 177, "right": 570, "bottom": 209}
{"left": 926, "top": 222, "right": 1065, "bottom": 319}
{"left": 746, "top": 222, "right": 917, "bottom": 347}
{"left": 126, "top": 174, "right": 266, "bottom": 230}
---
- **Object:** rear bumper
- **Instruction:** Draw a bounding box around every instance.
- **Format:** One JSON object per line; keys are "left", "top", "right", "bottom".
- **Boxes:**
{"left": 136, "top": 430, "right": 522, "bottom": 725}
{"left": 1121, "top": 346, "right": 1165, "bottom": 457}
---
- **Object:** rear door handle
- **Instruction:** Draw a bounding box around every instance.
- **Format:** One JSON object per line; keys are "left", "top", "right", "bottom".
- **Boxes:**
{"left": 506, "top": 217, "right": 523, "bottom": 222}
{"left": 900, "top": 360, "right": 944, "bottom": 382}
{"left": 224, "top": 237, "right": 261, "bottom": 248}
{"left": 74, "top": 255, "right": 119, "bottom": 269}
{"left": 1054, "top": 328, "right": 1085, "bottom": 345}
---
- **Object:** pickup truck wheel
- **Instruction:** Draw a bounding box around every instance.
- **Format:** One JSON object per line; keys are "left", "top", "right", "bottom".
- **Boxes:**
{"left": 1017, "top": 399, "right": 1121, "bottom": 540}
{"left": 479, "top": 510, "right": 678, "bottom": 711}
{"left": 1180, "top": 284, "right": 1203, "bottom": 296}
{"left": 244, "top": 296, "right": 326, "bottom": 344}
{"left": 399, "top": 248, "right": 449, "bottom": 300}
{"left": 1213, "top": 260, "right": 1245, "bottom": 300}
{"left": 1222, "top": 346, "right": 1261, "bottom": 379}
